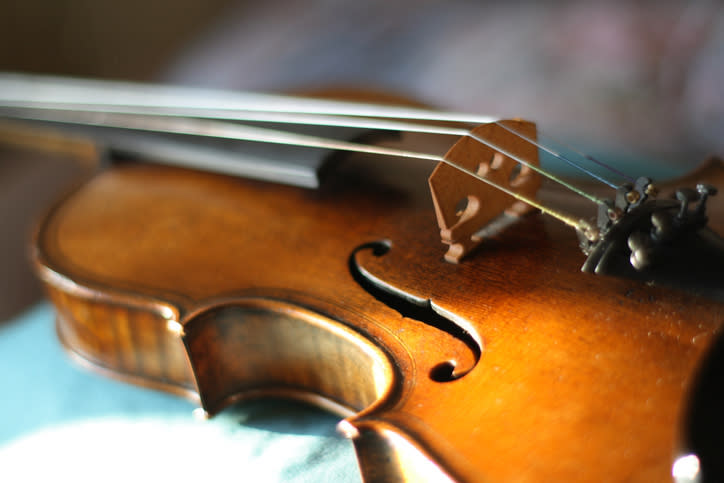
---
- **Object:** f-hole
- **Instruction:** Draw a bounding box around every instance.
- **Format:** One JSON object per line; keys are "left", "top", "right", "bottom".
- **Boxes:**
{"left": 348, "top": 241, "right": 482, "bottom": 382}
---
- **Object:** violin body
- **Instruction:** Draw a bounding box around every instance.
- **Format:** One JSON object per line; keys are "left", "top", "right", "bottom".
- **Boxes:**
{"left": 32, "top": 135, "right": 724, "bottom": 481}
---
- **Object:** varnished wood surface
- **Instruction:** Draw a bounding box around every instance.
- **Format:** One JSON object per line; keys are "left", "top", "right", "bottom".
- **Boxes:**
{"left": 32, "top": 146, "right": 724, "bottom": 481}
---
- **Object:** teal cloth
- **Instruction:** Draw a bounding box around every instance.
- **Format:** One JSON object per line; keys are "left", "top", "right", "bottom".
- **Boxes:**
{"left": 0, "top": 303, "right": 360, "bottom": 482}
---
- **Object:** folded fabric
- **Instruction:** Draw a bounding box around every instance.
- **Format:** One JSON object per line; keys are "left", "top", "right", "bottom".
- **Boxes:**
{"left": 0, "top": 303, "right": 360, "bottom": 482}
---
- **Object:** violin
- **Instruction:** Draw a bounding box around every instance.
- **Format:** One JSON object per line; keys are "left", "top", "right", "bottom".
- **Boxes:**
{"left": 2, "top": 73, "right": 724, "bottom": 482}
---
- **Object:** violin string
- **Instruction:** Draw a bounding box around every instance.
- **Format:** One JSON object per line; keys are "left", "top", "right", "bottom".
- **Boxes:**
{"left": 1, "top": 107, "right": 589, "bottom": 233}
{"left": 465, "top": 130, "right": 603, "bottom": 204}
{"left": 496, "top": 121, "right": 635, "bottom": 184}
{"left": 537, "top": 132, "right": 636, "bottom": 183}
{"left": 0, "top": 73, "right": 632, "bottom": 189}
{"left": 493, "top": 122, "right": 620, "bottom": 188}
{"left": 0, "top": 72, "right": 499, "bottom": 124}
{"left": 0, "top": 101, "right": 603, "bottom": 205}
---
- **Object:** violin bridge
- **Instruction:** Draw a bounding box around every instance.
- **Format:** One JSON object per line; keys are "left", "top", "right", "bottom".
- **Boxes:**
{"left": 428, "top": 120, "right": 542, "bottom": 263}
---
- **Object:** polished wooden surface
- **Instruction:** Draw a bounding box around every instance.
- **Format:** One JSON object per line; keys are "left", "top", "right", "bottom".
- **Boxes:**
{"left": 31, "top": 136, "right": 724, "bottom": 481}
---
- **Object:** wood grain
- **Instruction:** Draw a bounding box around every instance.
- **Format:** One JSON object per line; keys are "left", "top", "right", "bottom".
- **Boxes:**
{"left": 32, "top": 145, "right": 724, "bottom": 481}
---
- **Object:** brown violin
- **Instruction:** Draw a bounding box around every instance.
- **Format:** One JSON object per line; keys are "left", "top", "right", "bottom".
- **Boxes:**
{"left": 2, "top": 73, "right": 724, "bottom": 482}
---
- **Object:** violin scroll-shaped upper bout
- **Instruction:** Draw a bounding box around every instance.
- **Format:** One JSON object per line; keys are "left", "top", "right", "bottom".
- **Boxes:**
{"left": 428, "top": 120, "right": 542, "bottom": 263}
